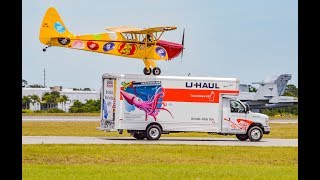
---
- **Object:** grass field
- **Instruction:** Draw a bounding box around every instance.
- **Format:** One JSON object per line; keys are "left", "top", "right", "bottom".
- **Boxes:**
{"left": 22, "top": 113, "right": 100, "bottom": 116}
{"left": 269, "top": 115, "right": 298, "bottom": 120}
{"left": 22, "top": 121, "right": 298, "bottom": 139}
{"left": 23, "top": 144, "right": 297, "bottom": 179}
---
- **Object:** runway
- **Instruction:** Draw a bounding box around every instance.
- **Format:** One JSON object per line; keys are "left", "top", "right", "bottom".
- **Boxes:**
{"left": 268, "top": 119, "right": 298, "bottom": 124}
{"left": 22, "top": 136, "right": 298, "bottom": 147}
{"left": 22, "top": 116, "right": 298, "bottom": 123}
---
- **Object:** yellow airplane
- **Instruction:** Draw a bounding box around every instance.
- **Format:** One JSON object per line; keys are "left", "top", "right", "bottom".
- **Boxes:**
{"left": 39, "top": 7, "right": 185, "bottom": 75}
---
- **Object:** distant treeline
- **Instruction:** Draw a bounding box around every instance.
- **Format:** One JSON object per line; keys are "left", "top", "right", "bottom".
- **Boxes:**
{"left": 261, "top": 84, "right": 298, "bottom": 116}
{"left": 69, "top": 99, "right": 100, "bottom": 113}
{"left": 261, "top": 105, "right": 298, "bottom": 116}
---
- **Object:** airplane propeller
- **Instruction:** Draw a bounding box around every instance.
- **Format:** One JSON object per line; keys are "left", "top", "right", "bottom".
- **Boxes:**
{"left": 180, "top": 28, "right": 185, "bottom": 62}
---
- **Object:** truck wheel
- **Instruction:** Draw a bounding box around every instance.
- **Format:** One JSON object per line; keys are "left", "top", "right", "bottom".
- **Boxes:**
{"left": 133, "top": 132, "right": 146, "bottom": 140}
{"left": 247, "top": 126, "right": 263, "bottom": 142}
{"left": 236, "top": 134, "right": 249, "bottom": 141}
{"left": 146, "top": 125, "right": 162, "bottom": 140}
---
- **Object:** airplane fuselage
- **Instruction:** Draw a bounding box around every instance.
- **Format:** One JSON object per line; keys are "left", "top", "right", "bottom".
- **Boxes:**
{"left": 45, "top": 33, "right": 183, "bottom": 61}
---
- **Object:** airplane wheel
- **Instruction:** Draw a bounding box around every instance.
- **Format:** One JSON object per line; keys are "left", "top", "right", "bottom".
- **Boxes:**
{"left": 153, "top": 67, "right": 161, "bottom": 75}
{"left": 143, "top": 67, "right": 152, "bottom": 75}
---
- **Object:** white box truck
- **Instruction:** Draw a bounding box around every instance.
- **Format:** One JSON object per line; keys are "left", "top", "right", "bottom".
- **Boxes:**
{"left": 98, "top": 73, "right": 270, "bottom": 141}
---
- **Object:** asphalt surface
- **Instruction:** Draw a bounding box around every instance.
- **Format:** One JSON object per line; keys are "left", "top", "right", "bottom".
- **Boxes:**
{"left": 22, "top": 136, "right": 298, "bottom": 147}
{"left": 268, "top": 120, "right": 298, "bottom": 124}
{"left": 22, "top": 116, "right": 298, "bottom": 123}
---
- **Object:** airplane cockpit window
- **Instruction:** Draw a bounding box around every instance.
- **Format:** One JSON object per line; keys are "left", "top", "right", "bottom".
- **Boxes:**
{"left": 136, "top": 34, "right": 145, "bottom": 42}
{"left": 137, "top": 33, "right": 156, "bottom": 43}
{"left": 230, "top": 100, "right": 245, "bottom": 113}
{"left": 144, "top": 34, "right": 153, "bottom": 42}
{"left": 121, "top": 33, "right": 135, "bottom": 41}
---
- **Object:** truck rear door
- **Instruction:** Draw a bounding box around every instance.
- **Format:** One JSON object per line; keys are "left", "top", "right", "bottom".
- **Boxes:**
{"left": 100, "top": 78, "right": 117, "bottom": 130}
{"left": 222, "top": 97, "right": 248, "bottom": 134}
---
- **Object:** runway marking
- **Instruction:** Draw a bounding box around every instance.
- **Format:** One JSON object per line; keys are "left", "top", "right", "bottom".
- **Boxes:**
{"left": 22, "top": 136, "right": 298, "bottom": 147}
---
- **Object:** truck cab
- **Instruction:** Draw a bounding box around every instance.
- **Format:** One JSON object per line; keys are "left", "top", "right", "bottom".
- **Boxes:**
{"left": 221, "top": 96, "right": 270, "bottom": 141}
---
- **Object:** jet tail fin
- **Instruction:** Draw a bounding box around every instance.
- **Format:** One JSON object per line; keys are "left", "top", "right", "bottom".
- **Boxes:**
{"left": 272, "top": 74, "right": 292, "bottom": 96}
{"left": 252, "top": 74, "right": 292, "bottom": 100}
{"left": 39, "top": 7, "right": 74, "bottom": 45}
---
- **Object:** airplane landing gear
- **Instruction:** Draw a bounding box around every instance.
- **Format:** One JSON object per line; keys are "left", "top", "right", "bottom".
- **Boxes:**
{"left": 143, "top": 67, "right": 152, "bottom": 75}
{"left": 153, "top": 67, "right": 161, "bottom": 75}
{"left": 143, "top": 67, "right": 162, "bottom": 75}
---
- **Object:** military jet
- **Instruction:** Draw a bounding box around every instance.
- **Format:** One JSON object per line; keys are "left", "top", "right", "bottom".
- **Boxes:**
{"left": 238, "top": 74, "right": 298, "bottom": 112}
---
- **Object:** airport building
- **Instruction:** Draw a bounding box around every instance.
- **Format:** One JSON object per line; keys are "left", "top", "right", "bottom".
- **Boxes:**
{"left": 22, "top": 86, "right": 100, "bottom": 112}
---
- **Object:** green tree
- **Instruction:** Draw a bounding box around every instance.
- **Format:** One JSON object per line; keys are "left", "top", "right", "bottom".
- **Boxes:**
{"left": 42, "top": 92, "right": 61, "bottom": 110}
{"left": 69, "top": 99, "right": 101, "bottom": 113}
{"left": 22, "top": 79, "right": 28, "bottom": 87}
{"left": 72, "top": 88, "right": 92, "bottom": 91}
{"left": 41, "top": 92, "right": 52, "bottom": 110}
{"left": 58, "top": 95, "right": 69, "bottom": 111}
{"left": 249, "top": 85, "right": 257, "bottom": 92}
{"left": 283, "top": 84, "right": 298, "bottom": 97}
{"left": 28, "top": 84, "right": 45, "bottom": 88}
{"left": 261, "top": 105, "right": 298, "bottom": 116}
{"left": 51, "top": 91, "right": 61, "bottom": 104}
{"left": 22, "top": 96, "right": 31, "bottom": 109}
{"left": 69, "top": 100, "right": 85, "bottom": 113}
{"left": 84, "top": 99, "right": 100, "bottom": 112}
{"left": 29, "top": 94, "right": 40, "bottom": 109}
{"left": 83, "top": 88, "right": 91, "bottom": 91}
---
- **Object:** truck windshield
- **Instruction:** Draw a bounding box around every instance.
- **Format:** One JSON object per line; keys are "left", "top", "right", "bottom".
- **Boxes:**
{"left": 230, "top": 100, "right": 245, "bottom": 113}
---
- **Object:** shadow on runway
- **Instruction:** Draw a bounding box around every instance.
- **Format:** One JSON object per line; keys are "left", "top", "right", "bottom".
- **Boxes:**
{"left": 98, "top": 137, "right": 265, "bottom": 142}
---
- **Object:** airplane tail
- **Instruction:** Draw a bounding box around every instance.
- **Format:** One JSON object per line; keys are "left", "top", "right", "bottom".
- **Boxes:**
{"left": 252, "top": 74, "right": 292, "bottom": 99}
{"left": 39, "top": 7, "right": 74, "bottom": 45}
{"left": 265, "top": 74, "right": 292, "bottom": 96}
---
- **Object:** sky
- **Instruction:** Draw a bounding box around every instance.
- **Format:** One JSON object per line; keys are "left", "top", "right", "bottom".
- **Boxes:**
{"left": 22, "top": 0, "right": 297, "bottom": 90}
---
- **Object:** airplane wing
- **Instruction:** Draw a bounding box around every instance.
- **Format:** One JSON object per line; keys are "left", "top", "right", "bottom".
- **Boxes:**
{"left": 105, "top": 26, "right": 177, "bottom": 33}
{"left": 105, "top": 26, "right": 143, "bottom": 32}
